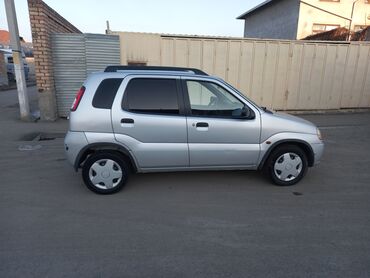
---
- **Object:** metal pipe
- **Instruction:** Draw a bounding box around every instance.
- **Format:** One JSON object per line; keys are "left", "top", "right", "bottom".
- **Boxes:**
{"left": 347, "top": 0, "right": 359, "bottom": 41}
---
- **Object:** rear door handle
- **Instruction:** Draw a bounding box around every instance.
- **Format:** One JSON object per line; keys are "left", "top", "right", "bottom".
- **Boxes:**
{"left": 121, "top": 118, "right": 134, "bottom": 124}
{"left": 196, "top": 122, "right": 208, "bottom": 128}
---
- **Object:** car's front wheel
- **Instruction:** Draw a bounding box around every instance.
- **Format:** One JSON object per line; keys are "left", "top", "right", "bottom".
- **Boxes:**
{"left": 82, "top": 152, "right": 129, "bottom": 194}
{"left": 265, "top": 145, "right": 308, "bottom": 186}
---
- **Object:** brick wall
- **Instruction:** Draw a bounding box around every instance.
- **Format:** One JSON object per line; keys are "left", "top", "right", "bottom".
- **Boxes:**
{"left": 28, "top": 0, "right": 81, "bottom": 120}
{"left": 0, "top": 52, "right": 8, "bottom": 86}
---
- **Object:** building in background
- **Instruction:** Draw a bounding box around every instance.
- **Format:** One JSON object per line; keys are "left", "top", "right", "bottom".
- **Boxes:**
{"left": 303, "top": 25, "right": 370, "bottom": 40}
{"left": 237, "top": 0, "right": 370, "bottom": 40}
{"left": 0, "top": 29, "right": 33, "bottom": 56}
{"left": 0, "top": 29, "right": 34, "bottom": 84}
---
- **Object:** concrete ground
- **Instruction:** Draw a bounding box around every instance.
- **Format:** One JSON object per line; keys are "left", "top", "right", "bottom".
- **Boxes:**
{"left": 1, "top": 87, "right": 370, "bottom": 278}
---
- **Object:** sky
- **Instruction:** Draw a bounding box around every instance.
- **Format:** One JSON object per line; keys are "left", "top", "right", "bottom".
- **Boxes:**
{"left": 0, "top": 0, "right": 264, "bottom": 42}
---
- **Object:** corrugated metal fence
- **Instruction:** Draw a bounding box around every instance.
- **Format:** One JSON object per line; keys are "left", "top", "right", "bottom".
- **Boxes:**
{"left": 52, "top": 33, "right": 120, "bottom": 117}
{"left": 115, "top": 32, "right": 370, "bottom": 110}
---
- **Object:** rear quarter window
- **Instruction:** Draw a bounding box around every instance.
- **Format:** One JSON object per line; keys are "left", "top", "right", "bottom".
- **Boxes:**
{"left": 92, "top": 78, "right": 123, "bottom": 109}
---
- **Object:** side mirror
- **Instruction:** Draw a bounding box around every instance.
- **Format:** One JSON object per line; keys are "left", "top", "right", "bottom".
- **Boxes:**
{"left": 232, "top": 106, "right": 255, "bottom": 119}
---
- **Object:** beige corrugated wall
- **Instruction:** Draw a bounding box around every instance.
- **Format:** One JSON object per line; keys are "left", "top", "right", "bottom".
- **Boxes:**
{"left": 113, "top": 31, "right": 370, "bottom": 110}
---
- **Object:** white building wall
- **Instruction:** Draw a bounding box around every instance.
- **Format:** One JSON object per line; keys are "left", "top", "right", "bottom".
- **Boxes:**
{"left": 298, "top": 0, "right": 370, "bottom": 39}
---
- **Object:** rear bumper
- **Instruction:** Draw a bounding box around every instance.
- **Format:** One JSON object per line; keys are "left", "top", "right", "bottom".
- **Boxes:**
{"left": 311, "top": 142, "right": 324, "bottom": 165}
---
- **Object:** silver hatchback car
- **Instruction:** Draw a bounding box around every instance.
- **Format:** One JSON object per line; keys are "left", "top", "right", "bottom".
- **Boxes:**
{"left": 65, "top": 66, "right": 324, "bottom": 194}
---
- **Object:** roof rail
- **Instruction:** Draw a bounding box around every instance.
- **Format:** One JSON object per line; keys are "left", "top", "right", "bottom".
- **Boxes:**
{"left": 104, "top": 65, "right": 208, "bottom": 76}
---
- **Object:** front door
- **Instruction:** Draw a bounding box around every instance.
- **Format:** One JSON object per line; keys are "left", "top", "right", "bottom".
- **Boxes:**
{"left": 183, "top": 78, "right": 261, "bottom": 167}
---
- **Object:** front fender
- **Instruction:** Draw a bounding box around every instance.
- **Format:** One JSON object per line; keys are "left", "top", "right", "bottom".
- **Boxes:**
{"left": 258, "top": 132, "right": 322, "bottom": 169}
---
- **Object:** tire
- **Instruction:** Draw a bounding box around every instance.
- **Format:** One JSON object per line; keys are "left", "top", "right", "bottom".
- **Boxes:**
{"left": 264, "top": 145, "right": 308, "bottom": 186}
{"left": 82, "top": 152, "right": 129, "bottom": 194}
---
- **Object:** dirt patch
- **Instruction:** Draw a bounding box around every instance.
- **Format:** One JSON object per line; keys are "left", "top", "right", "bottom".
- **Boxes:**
{"left": 19, "top": 132, "right": 65, "bottom": 141}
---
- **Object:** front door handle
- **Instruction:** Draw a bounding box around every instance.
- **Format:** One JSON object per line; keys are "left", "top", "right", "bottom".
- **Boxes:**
{"left": 121, "top": 118, "right": 134, "bottom": 124}
{"left": 196, "top": 122, "right": 208, "bottom": 128}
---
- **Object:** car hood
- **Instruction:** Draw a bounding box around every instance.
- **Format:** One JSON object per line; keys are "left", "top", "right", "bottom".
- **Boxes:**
{"left": 260, "top": 111, "right": 317, "bottom": 142}
{"left": 272, "top": 111, "right": 315, "bottom": 126}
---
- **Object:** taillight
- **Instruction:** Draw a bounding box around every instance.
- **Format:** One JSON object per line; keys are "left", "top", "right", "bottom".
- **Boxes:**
{"left": 71, "top": 86, "right": 85, "bottom": 111}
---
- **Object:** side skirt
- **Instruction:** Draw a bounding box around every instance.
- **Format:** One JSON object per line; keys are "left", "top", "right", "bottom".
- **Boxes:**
{"left": 138, "top": 165, "right": 258, "bottom": 173}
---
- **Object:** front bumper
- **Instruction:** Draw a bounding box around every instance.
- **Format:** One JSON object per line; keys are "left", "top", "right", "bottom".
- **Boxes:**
{"left": 311, "top": 142, "right": 324, "bottom": 165}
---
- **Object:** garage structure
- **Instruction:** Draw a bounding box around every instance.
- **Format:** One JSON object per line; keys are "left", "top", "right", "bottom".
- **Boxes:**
{"left": 51, "top": 33, "right": 120, "bottom": 117}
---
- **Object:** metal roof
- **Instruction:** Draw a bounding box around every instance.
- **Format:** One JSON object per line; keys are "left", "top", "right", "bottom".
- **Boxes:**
{"left": 237, "top": 0, "right": 280, "bottom": 19}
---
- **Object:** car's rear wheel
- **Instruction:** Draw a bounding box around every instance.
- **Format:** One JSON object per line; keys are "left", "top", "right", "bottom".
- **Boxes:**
{"left": 265, "top": 145, "right": 308, "bottom": 186}
{"left": 82, "top": 152, "right": 129, "bottom": 194}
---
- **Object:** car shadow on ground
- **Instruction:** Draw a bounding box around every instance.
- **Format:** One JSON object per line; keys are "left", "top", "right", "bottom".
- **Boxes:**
{"left": 122, "top": 170, "right": 272, "bottom": 193}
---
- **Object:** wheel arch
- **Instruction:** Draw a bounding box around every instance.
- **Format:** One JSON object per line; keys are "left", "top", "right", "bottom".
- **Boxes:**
{"left": 258, "top": 139, "right": 315, "bottom": 170}
{"left": 74, "top": 143, "right": 138, "bottom": 173}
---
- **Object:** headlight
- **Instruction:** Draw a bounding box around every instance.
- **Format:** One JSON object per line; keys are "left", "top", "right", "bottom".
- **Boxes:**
{"left": 317, "top": 128, "right": 323, "bottom": 141}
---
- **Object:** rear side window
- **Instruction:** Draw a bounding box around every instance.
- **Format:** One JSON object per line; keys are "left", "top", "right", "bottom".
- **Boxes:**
{"left": 92, "top": 78, "right": 123, "bottom": 109}
{"left": 122, "top": 78, "right": 179, "bottom": 115}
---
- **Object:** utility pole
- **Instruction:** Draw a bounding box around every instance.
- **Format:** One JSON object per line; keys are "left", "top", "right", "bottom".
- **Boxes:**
{"left": 4, "top": 0, "right": 30, "bottom": 121}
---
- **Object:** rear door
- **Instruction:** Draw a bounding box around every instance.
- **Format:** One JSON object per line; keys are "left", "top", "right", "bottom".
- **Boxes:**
{"left": 182, "top": 77, "right": 261, "bottom": 167}
{"left": 111, "top": 75, "right": 188, "bottom": 169}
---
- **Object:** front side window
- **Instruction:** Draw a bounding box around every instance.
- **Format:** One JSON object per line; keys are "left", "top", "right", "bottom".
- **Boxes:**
{"left": 186, "top": 80, "right": 244, "bottom": 117}
{"left": 123, "top": 78, "right": 179, "bottom": 115}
